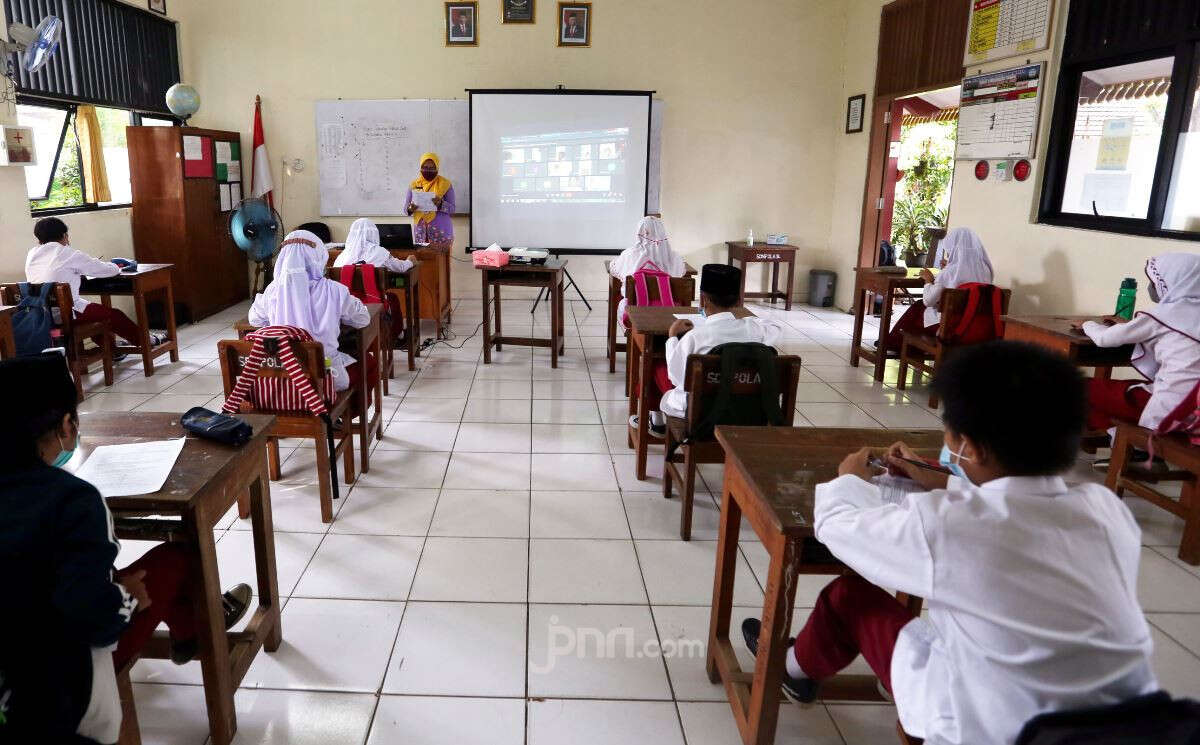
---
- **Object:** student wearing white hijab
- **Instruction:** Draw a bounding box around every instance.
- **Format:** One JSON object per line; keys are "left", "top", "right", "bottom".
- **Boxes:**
{"left": 609, "top": 216, "right": 686, "bottom": 323}
{"left": 885, "top": 227, "right": 994, "bottom": 352}
{"left": 332, "top": 218, "right": 416, "bottom": 274}
{"left": 1083, "top": 252, "right": 1200, "bottom": 433}
{"left": 248, "top": 230, "right": 370, "bottom": 391}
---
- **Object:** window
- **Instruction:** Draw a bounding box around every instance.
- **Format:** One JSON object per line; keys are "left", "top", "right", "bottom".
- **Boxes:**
{"left": 16, "top": 101, "right": 151, "bottom": 213}
{"left": 1039, "top": 1, "right": 1200, "bottom": 240}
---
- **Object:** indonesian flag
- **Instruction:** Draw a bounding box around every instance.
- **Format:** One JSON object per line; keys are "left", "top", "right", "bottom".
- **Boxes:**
{"left": 251, "top": 96, "right": 274, "bottom": 208}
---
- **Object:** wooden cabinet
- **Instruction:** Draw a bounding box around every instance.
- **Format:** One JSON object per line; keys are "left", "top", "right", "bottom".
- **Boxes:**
{"left": 415, "top": 245, "right": 452, "bottom": 336}
{"left": 128, "top": 126, "right": 249, "bottom": 323}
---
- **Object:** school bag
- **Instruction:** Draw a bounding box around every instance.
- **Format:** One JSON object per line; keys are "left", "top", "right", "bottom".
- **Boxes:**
{"left": 221, "top": 325, "right": 342, "bottom": 497}
{"left": 337, "top": 262, "right": 396, "bottom": 346}
{"left": 945, "top": 282, "right": 1005, "bottom": 345}
{"left": 621, "top": 261, "right": 676, "bottom": 327}
{"left": 1014, "top": 691, "right": 1200, "bottom": 744}
{"left": 11, "top": 282, "right": 54, "bottom": 356}
{"left": 669, "top": 342, "right": 784, "bottom": 457}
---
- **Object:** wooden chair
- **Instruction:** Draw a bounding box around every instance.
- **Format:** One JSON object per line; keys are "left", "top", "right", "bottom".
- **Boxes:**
{"left": 326, "top": 263, "right": 396, "bottom": 394}
{"left": 663, "top": 351, "right": 802, "bottom": 540}
{"left": 896, "top": 286, "right": 1011, "bottom": 408}
{"left": 1, "top": 282, "right": 114, "bottom": 401}
{"left": 116, "top": 656, "right": 141, "bottom": 744}
{"left": 622, "top": 274, "right": 696, "bottom": 396}
{"left": 217, "top": 338, "right": 355, "bottom": 522}
{"left": 1106, "top": 423, "right": 1200, "bottom": 565}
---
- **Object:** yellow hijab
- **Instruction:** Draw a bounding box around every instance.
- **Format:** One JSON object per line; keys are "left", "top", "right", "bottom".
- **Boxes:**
{"left": 410, "top": 152, "right": 452, "bottom": 225}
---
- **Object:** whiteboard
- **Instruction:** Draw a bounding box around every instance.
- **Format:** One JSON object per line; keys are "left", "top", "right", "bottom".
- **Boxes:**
{"left": 956, "top": 63, "right": 1044, "bottom": 160}
{"left": 315, "top": 99, "right": 470, "bottom": 217}
{"left": 317, "top": 97, "right": 664, "bottom": 218}
{"left": 964, "top": 0, "right": 1053, "bottom": 66}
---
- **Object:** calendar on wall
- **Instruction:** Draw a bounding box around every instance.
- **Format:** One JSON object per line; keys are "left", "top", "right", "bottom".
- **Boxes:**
{"left": 964, "top": 0, "right": 1054, "bottom": 66}
{"left": 956, "top": 63, "right": 1045, "bottom": 160}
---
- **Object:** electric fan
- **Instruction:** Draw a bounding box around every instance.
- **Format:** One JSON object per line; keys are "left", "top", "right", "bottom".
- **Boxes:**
{"left": 2, "top": 16, "right": 62, "bottom": 79}
{"left": 229, "top": 197, "right": 283, "bottom": 294}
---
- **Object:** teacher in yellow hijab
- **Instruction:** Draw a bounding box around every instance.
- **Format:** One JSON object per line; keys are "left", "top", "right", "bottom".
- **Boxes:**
{"left": 405, "top": 152, "right": 455, "bottom": 245}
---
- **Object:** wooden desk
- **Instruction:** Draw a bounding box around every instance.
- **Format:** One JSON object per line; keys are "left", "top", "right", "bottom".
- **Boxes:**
{"left": 79, "top": 263, "right": 179, "bottom": 377}
{"left": 325, "top": 250, "right": 423, "bottom": 374}
{"left": 481, "top": 259, "right": 567, "bottom": 368}
{"left": 708, "top": 426, "right": 943, "bottom": 745}
{"left": 605, "top": 261, "right": 697, "bottom": 376}
{"left": 727, "top": 242, "right": 799, "bottom": 310}
{"left": 850, "top": 267, "right": 926, "bottom": 382}
{"left": 416, "top": 244, "right": 452, "bottom": 339}
{"left": 0, "top": 304, "right": 15, "bottom": 358}
{"left": 233, "top": 305, "right": 386, "bottom": 474}
{"left": 626, "top": 305, "right": 755, "bottom": 481}
{"left": 79, "top": 411, "right": 280, "bottom": 745}
{"left": 1002, "top": 315, "right": 1134, "bottom": 375}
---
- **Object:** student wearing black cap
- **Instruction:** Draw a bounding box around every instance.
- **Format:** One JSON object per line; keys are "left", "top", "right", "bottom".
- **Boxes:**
{"left": 633, "top": 264, "right": 783, "bottom": 435}
{"left": 0, "top": 354, "right": 251, "bottom": 744}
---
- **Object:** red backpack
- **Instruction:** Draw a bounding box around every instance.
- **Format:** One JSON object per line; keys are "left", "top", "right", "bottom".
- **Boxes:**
{"left": 338, "top": 263, "right": 385, "bottom": 305}
{"left": 944, "top": 282, "right": 1006, "bottom": 345}
{"left": 1157, "top": 379, "right": 1200, "bottom": 445}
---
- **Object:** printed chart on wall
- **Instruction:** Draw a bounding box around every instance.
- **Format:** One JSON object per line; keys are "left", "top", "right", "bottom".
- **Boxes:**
{"left": 957, "top": 63, "right": 1044, "bottom": 160}
{"left": 315, "top": 99, "right": 470, "bottom": 217}
{"left": 964, "top": 0, "right": 1053, "bottom": 66}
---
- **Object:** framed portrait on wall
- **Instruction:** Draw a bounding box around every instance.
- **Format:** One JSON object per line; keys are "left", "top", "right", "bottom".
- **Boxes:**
{"left": 558, "top": 2, "right": 590, "bottom": 47}
{"left": 845, "top": 94, "right": 866, "bottom": 134}
{"left": 446, "top": 2, "right": 478, "bottom": 46}
{"left": 503, "top": 0, "right": 534, "bottom": 23}
{"left": 148, "top": 0, "right": 166, "bottom": 14}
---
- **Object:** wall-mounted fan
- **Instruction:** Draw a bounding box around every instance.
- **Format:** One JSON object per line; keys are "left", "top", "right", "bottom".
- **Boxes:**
{"left": 2, "top": 16, "right": 62, "bottom": 76}
{"left": 229, "top": 197, "right": 283, "bottom": 294}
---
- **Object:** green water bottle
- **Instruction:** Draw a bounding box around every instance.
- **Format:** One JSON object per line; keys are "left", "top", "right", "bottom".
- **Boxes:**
{"left": 1115, "top": 278, "right": 1137, "bottom": 321}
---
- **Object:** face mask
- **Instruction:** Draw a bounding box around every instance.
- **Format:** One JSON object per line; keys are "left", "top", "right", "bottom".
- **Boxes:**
{"left": 53, "top": 433, "right": 79, "bottom": 469}
{"left": 938, "top": 442, "right": 973, "bottom": 483}
{"left": 699, "top": 306, "right": 707, "bottom": 318}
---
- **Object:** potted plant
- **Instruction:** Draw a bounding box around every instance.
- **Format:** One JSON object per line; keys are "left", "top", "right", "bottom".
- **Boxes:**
{"left": 890, "top": 138, "right": 952, "bottom": 267}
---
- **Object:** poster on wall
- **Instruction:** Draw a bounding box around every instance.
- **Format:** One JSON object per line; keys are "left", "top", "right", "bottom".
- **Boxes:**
{"left": 956, "top": 63, "right": 1044, "bottom": 160}
{"left": 964, "top": 0, "right": 1054, "bottom": 66}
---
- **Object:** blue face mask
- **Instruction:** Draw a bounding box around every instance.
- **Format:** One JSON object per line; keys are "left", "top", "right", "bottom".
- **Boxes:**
{"left": 699, "top": 306, "right": 707, "bottom": 318}
{"left": 53, "top": 433, "right": 78, "bottom": 469}
{"left": 938, "top": 442, "right": 973, "bottom": 482}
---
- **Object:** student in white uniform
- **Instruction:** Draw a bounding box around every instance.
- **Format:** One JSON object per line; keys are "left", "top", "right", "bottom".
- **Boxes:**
{"left": 332, "top": 218, "right": 416, "bottom": 274}
{"left": 248, "top": 229, "right": 370, "bottom": 391}
{"left": 1081, "top": 253, "right": 1200, "bottom": 439}
{"left": 742, "top": 341, "right": 1156, "bottom": 745}
{"left": 634, "top": 264, "right": 782, "bottom": 435}
{"left": 608, "top": 216, "right": 686, "bottom": 325}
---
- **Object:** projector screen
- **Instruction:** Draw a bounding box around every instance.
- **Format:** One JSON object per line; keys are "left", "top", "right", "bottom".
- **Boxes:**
{"left": 470, "top": 91, "right": 652, "bottom": 252}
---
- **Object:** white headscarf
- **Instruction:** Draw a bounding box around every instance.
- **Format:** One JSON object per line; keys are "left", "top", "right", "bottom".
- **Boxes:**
{"left": 922, "top": 227, "right": 994, "bottom": 326}
{"left": 1142, "top": 253, "right": 1200, "bottom": 340}
{"left": 610, "top": 216, "right": 686, "bottom": 283}
{"left": 341, "top": 218, "right": 382, "bottom": 264}
{"left": 264, "top": 230, "right": 346, "bottom": 362}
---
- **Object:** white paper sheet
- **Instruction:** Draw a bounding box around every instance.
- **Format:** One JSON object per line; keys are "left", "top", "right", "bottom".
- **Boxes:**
{"left": 75, "top": 438, "right": 187, "bottom": 498}
{"left": 227, "top": 162, "right": 242, "bottom": 182}
{"left": 219, "top": 183, "right": 231, "bottom": 211}
{"left": 229, "top": 182, "right": 242, "bottom": 205}
{"left": 215, "top": 140, "right": 232, "bottom": 165}
{"left": 410, "top": 189, "right": 437, "bottom": 212}
{"left": 672, "top": 314, "right": 706, "bottom": 323}
{"left": 182, "top": 135, "right": 202, "bottom": 161}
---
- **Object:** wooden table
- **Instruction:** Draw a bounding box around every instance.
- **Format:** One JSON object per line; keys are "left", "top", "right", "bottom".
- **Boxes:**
{"left": 708, "top": 426, "right": 943, "bottom": 745}
{"left": 849, "top": 267, "right": 926, "bottom": 382}
{"left": 606, "top": 261, "right": 697, "bottom": 375}
{"left": 0, "top": 304, "right": 15, "bottom": 358}
{"left": 1002, "top": 315, "right": 1134, "bottom": 377}
{"left": 386, "top": 261, "right": 422, "bottom": 372}
{"left": 727, "top": 242, "right": 799, "bottom": 310}
{"left": 415, "top": 244, "right": 452, "bottom": 339}
{"left": 626, "top": 305, "right": 755, "bottom": 480}
{"left": 234, "top": 305, "right": 386, "bottom": 474}
{"left": 79, "top": 263, "right": 179, "bottom": 377}
{"left": 79, "top": 411, "right": 280, "bottom": 745}
{"left": 481, "top": 259, "right": 567, "bottom": 368}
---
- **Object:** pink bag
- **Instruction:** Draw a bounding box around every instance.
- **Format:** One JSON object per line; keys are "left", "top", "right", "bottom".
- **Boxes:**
{"left": 473, "top": 248, "right": 510, "bottom": 268}
{"left": 621, "top": 261, "right": 675, "bottom": 327}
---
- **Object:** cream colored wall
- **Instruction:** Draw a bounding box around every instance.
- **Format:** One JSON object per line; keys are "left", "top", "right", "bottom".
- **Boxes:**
{"left": 828, "top": 0, "right": 1193, "bottom": 315}
{"left": 166, "top": 0, "right": 850, "bottom": 300}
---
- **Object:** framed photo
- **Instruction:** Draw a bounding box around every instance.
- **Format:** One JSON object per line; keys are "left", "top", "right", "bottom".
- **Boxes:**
{"left": 845, "top": 94, "right": 866, "bottom": 134}
{"left": 0, "top": 125, "right": 36, "bottom": 166}
{"left": 502, "top": 0, "right": 534, "bottom": 23}
{"left": 148, "top": 0, "right": 167, "bottom": 14}
{"left": 446, "top": 2, "right": 478, "bottom": 46}
{"left": 557, "top": 2, "right": 590, "bottom": 47}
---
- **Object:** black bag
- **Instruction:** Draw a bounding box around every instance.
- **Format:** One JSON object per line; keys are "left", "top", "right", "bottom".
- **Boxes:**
{"left": 12, "top": 282, "right": 54, "bottom": 356}
{"left": 878, "top": 239, "right": 897, "bottom": 267}
{"left": 1015, "top": 691, "right": 1200, "bottom": 745}
{"left": 669, "top": 342, "right": 784, "bottom": 457}
{"left": 181, "top": 407, "right": 254, "bottom": 446}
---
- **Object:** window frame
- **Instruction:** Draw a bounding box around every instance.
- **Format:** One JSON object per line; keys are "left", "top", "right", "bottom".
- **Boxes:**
{"left": 1038, "top": 41, "right": 1200, "bottom": 242}
{"left": 19, "top": 95, "right": 177, "bottom": 216}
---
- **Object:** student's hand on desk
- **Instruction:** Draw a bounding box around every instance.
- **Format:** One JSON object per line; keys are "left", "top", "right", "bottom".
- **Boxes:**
{"left": 887, "top": 441, "right": 949, "bottom": 491}
{"left": 919, "top": 268, "right": 935, "bottom": 284}
{"left": 117, "top": 569, "right": 152, "bottom": 611}
{"left": 406, "top": 254, "right": 418, "bottom": 263}
{"left": 668, "top": 319, "right": 693, "bottom": 338}
{"left": 838, "top": 447, "right": 877, "bottom": 482}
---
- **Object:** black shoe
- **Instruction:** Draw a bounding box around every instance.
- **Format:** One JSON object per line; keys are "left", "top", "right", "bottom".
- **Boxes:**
{"left": 170, "top": 583, "right": 253, "bottom": 665}
{"left": 741, "top": 618, "right": 820, "bottom": 705}
{"left": 629, "top": 414, "right": 665, "bottom": 441}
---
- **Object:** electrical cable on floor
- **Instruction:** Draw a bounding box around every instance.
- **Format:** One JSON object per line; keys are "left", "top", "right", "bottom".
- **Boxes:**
{"left": 418, "top": 319, "right": 485, "bottom": 351}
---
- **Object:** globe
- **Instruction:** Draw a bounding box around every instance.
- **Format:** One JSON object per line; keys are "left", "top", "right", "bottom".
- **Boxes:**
{"left": 165, "top": 83, "right": 200, "bottom": 121}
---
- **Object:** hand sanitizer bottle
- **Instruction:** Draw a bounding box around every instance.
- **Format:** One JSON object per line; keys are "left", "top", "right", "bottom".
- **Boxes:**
{"left": 747, "top": 228, "right": 755, "bottom": 247}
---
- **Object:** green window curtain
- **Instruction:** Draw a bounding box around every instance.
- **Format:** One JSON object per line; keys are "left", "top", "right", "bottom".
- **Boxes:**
{"left": 76, "top": 105, "right": 112, "bottom": 204}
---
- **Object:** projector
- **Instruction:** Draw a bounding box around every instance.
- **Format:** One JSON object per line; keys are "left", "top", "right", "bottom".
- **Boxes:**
{"left": 509, "top": 247, "right": 550, "bottom": 264}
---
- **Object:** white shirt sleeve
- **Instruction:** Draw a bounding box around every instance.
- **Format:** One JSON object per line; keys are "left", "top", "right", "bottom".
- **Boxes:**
{"left": 64, "top": 247, "right": 120, "bottom": 279}
{"left": 1082, "top": 315, "right": 1159, "bottom": 347}
{"left": 341, "top": 292, "right": 370, "bottom": 329}
{"left": 814, "top": 474, "right": 936, "bottom": 598}
{"left": 757, "top": 318, "right": 784, "bottom": 348}
{"left": 665, "top": 331, "right": 696, "bottom": 389}
{"left": 384, "top": 255, "right": 414, "bottom": 274}
{"left": 922, "top": 275, "right": 945, "bottom": 309}
{"left": 247, "top": 292, "right": 271, "bottom": 326}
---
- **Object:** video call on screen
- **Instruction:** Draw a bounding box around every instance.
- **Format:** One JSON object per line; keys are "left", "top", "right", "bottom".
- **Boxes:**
{"left": 499, "top": 128, "right": 630, "bottom": 205}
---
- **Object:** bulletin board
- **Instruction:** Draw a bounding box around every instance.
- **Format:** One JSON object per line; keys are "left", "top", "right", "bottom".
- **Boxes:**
{"left": 964, "top": 0, "right": 1054, "bottom": 66}
{"left": 956, "top": 63, "right": 1044, "bottom": 160}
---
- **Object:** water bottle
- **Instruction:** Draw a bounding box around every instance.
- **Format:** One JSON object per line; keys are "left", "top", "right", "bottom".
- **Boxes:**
{"left": 1115, "top": 278, "right": 1137, "bottom": 321}
{"left": 747, "top": 228, "right": 754, "bottom": 247}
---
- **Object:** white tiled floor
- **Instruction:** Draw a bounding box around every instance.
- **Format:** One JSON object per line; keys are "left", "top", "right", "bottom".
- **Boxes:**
{"left": 97, "top": 297, "right": 1200, "bottom": 744}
